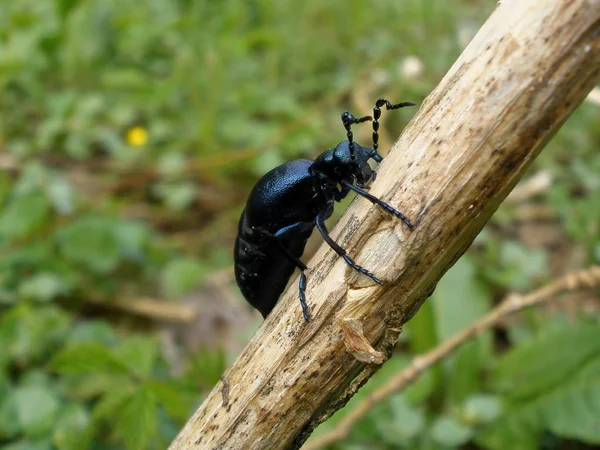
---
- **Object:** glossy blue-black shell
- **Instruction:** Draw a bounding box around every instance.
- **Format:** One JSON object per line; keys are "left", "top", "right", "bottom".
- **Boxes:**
{"left": 234, "top": 159, "right": 329, "bottom": 317}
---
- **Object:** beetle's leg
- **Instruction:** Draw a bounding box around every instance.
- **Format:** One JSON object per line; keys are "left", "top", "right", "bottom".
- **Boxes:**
{"left": 254, "top": 224, "right": 312, "bottom": 321}
{"left": 273, "top": 226, "right": 312, "bottom": 321}
{"left": 341, "top": 111, "right": 372, "bottom": 161}
{"left": 342, "top": 181, "right": 414, "bottom": 229}
{"left": 371, "top": 98, "right": 416, "bottom": 157}
{"left": 315, "top": 212, "right": 382, "bottom": 285}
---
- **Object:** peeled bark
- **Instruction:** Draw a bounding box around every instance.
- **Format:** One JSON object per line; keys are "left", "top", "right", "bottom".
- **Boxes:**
{"left": 170, "top": 1, "right": 600, "bottom": 449}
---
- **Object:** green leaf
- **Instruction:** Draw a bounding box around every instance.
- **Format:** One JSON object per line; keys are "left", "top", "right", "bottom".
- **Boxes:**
{"left": 0, "top": 192, "right": 50, "bottom": 241}
{"left": 486, "top": 241, "right": 547, "bottom": 290}
{"left": 14, "top": 385, "right": 60, "bottom": 437}
{"left": 542, "top": 379, "right": 600, "bottom": 443}
{"left": 0, "top": 439, "right": 53, "bottom": 450}
{"left": 66, "top": 373, "right": 132, "bottom": 400}
{"left": 478, "top": 357, "right": 600, "bottom": 449}
{"left": 68, "top": 321, "right": 118, "bottom": 346}
{"left": 160, "top": 257, "right": 207, "bottom": 298}
{"left": 0, "top": 388, "right": 21, "bottom": 438}
{"left": 147, "top": 380, "right": 194, "bottom": 420}
{"left": 432, "top": 257, "right": 492, "bottom": 402}
{"left": 431, "top": 416, "right": 473, "bottom": 447}
{"left": 45, "top": 175, "right": 75, "bottom": 215}
{"left": 92, "top": 389, "right": 131, "bottom": 423}
{"left": 113, "top": 221, "right": 150, "bottom": 262}
{"left": 494, "top": 323, "right": 600, "bottom": 399}
{"left": 365, "top": 395, "right": 425, "bottom": 445}
{"left": 18, "top": 272, "right": 70, "bottom": 302}
{"left": 52, "top": 404, "right": 92, "bottom": 450}
{"left": 112, "top": 385, "right": 158, "bottom": 450}
{"left": 478, "top": 377, "right": 600, "bottom": 449}
{"left": 185, "top": 347, "right": 225, "bottom": 388}
{"left": 49, "top": 343, "right": 131, "bottom": 376}
{"left": 116, "top": 335, "right": 158, "bottom": 379}
{"left": 0, "top": 304, "right": 72, "bottom": 366}
{"left": 462, "top": 394, "right": 503, "bottom": 424}
{"left": 12, "top": 163, "right": 47, "bottom": 197}
{"left": 56, "top": 217, "right": 121, "bottom": 274}
{"left": 153, "top": 181, "right": 197, "bottom": 211}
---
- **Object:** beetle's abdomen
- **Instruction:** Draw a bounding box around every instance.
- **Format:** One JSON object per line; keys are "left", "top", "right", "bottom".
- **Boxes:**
{"left": 233, "top": 159, "right": 323, "bottom": 318}
{"left": 234, "top": 212, "right": 310, "bottom": 317}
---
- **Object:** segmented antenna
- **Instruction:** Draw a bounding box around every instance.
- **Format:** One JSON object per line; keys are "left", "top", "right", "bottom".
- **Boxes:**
{"left": 370, "top": 98, "right": 415, "bottom": 160}
{"left": 341, "top": 111, "right": 371, "bottom": 161}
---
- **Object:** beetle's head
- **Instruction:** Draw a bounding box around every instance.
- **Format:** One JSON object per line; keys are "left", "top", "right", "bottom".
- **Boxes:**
{"left": 313, "top": 141, "right": 383, "bottom": 187}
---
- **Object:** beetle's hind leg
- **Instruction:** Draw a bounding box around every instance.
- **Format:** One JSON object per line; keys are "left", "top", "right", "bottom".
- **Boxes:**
{"left": 315, "top": 214, "right": 383, "bottom": 285}
{"left": 254, "top": 224, "right": 312, "bottom": 321}
{"left": 272, "top": 248, "right": 310, "bottom": 321}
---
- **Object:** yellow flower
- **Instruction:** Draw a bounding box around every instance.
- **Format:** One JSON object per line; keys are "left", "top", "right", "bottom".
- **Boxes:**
{"left": 125, "top": 126, "right": 148, "bottom": 147}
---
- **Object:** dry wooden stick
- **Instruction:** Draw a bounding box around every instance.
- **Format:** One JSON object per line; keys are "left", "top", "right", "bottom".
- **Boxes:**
{"left": 303, "top": 266, "right": 600, "bottom": 450}
{"left": 169, "top": 1, "right": 600, "bottom": 449}
{"left": 87, "top": 296, "right": 199, "bottom": 323}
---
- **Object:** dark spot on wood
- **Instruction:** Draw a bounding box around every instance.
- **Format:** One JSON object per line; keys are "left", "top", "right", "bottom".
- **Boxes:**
{"left": 228, "top": 409, "right": 250, "bottom": 437}
{"left": 499, "top": 157, "right": 519, "bottom": 174}
{"left": 408, "top": 162, "right": 413, "bottom": 168}
{"left": 431, "top": 195, "right": 442, "bottom": 206}
{"left": 220, "top": 376, "right": 230, "bottom": 409}
{"left": 435, "top": 126, "right": 440, "bottom": 131}
{"left": 260, "top": 379, "right": 275, "bottom": 396}
{"left": 434, "top": 150, "right": 440, "bottom": 157}
{"left": 436, "top": 139, "right": 444, "bottom": 145}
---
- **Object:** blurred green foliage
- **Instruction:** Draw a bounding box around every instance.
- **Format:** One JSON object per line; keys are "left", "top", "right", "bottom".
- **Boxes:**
{"left": 0, "top": 0, "right": 599, "bottom": 449}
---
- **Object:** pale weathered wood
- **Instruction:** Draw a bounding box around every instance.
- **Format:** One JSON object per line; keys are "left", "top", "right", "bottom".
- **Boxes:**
{"left": 170, "top": 1, "right": 600, "bottom": 449}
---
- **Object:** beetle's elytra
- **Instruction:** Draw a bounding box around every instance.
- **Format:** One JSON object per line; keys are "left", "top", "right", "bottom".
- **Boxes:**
{"left": 234, "top": 98, "right": 415, "bottom": 321}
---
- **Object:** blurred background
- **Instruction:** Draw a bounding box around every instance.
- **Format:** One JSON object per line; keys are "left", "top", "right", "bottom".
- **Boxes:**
{"left": 0, "top": 0, "right": 599, "bottom": 449}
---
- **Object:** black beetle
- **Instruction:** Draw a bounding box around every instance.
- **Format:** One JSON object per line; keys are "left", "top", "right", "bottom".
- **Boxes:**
{"left": 234, "top": 98, "right": 415, "bottom": 321}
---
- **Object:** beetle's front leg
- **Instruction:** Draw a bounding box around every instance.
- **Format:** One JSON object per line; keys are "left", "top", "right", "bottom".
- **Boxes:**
{"left": 341, "top": 181, "right": 414, "bottom": 229}
{"left": 315, "top": 207, "right": 382, "bottom": 285}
